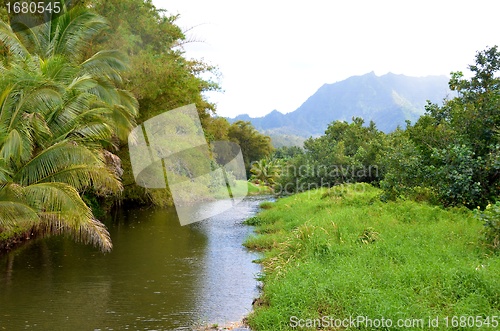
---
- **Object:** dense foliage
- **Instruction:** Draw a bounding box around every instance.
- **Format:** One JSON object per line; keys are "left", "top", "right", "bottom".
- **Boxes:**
{"left": 274, "top": 46, "right": 500, "bottom": 249}
{"left": 382, "top": 46, "right": 500, "bottom": 211}
{"left": 0, "top": 0, "right": 274, "bottom": 250}
{"left": 84, "top": 0, "right": 272, "bottom": 206}
{"left": 276, "top": 118, "right": 386, "bottom": 194}
{"left": 476, "top": 202, "right": 500, "bottom": 251}
{"left": 2, "top": 0, "right": 499, "bottom": 253}
{"left": 0, "top": 0, "right": 138, "bottom": 251}
{"left": 228, "top": 120, "right": 273, "bottom": 175}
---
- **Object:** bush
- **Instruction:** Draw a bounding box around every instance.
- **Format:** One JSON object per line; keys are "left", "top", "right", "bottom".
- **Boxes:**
{"left": 476, "top": 202, "right": 500, "bottom": 252}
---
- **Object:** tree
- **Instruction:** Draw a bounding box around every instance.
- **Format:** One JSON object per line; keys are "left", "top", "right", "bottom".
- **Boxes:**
{"left": 88, "top": 0, "right": 220, "bottom": 123}
{"left": 272, "top": 146, "right": 303, "bottom": 160}
{"left": 0, "top": 1, "right": 138, "bottom": 251}
{"left": 382, "top": 46, "right": 500, "bottom": 208}
{"left": 86, "top": 0, "right": 223, "bottom": 205}
{"left": 228, "top": 121, "right": 274, "bottom": 174}
{"left": 277, "top": 118, "right": 386, "bottom": 194}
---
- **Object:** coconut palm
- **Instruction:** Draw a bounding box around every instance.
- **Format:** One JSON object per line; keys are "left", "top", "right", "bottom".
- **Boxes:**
{"left": 0, "top": 2, "right": 137, "bottom": 252}
{"left": 0, "top": 73, "right": 123, "bottom": 251}
{"left": 0, "top": 4, "right": 138, "bottom": 144}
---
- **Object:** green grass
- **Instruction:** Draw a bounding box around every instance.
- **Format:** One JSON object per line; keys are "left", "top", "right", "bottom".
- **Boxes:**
{"left": 244, "top": 183, "right": 500, "bottom": 330}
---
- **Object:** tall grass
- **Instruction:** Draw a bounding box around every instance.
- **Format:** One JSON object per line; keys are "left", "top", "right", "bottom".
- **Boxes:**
{"left": 245, "top": 183, "right": 500, "bottom": 330}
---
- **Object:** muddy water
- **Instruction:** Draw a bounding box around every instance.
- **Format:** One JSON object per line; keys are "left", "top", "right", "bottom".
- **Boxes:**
{"left": 0, "top": 196, "right": 270, "bottom": 330}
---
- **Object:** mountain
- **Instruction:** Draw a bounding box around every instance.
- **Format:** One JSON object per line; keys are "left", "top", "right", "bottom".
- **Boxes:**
{"left": 229, "top": 72, "right": 452, "bottom": 144}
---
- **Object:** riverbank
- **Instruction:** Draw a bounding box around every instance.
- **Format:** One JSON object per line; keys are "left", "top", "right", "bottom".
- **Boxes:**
{"left": 0, "top": 228, "right": 33, "bottom": 254}
{"left": 214, "top": 181, "right": 272, "bottom": 199}
{"left": 244, "top": 183, "right": 500, "bottom": 330}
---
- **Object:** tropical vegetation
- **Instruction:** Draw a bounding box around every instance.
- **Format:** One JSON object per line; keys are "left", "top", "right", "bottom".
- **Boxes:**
{"left": 271, "top": 46, "right": 500, "bottom": 250}
{"left": 0, "top": 1, "right": 137, "bottom": 251}
{"left": 241, "top": 46, "right": 500, "bottom": 330}
{"left": 250, "top": 158, "right": 282, "bottom": 188}
{"left": 0, "top": 0, "right": 274, "bottom": 251}
{"left": 276, "top": 118, "right": 386, "bottom": 195}
{"left": 1, "top": 1, "right": 499, "bottom": 329}
{"left": 86, "top": 0, "right": 274, "bottom": 206}
{"left": 382, "top": 47, "right": 500, "bottom": 209}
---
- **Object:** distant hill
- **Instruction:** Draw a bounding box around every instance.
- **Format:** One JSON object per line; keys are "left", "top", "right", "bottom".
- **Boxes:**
{"left": 229, "top": 72, "right": 452, "bottom": 145}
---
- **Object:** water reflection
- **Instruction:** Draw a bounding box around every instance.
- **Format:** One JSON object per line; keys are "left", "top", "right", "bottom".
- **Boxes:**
{"left": 0, "top": 196, "right": 269, "bottom": 330}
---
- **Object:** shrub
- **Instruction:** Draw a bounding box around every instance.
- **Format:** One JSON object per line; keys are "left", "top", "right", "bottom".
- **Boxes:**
{"left": 476, "top": 202, "right": 500, "bottom": 252}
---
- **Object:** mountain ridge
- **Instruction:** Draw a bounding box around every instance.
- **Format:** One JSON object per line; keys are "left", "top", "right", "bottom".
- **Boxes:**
{"left": 228, "top": 72, "right": 452, "bottom": 143}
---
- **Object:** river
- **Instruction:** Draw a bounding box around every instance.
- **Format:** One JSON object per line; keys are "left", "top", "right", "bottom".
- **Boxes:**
{"left": 0, "top": 196, "right": 270, "bottom": 330}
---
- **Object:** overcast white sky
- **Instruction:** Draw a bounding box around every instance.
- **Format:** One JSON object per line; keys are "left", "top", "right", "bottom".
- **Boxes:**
{"left": 152, "top": 0, "right": 499, "bottom": 118}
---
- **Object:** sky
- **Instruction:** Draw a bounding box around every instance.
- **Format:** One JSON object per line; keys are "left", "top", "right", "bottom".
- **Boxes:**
{"left": 152, "top": 0, "right": 500, "bottom": 118}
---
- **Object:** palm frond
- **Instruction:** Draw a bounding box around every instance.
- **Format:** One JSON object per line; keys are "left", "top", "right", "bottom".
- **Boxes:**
{"left": 9, "top": 14, "right": 44, "bottom": 54}
{"left": 0, "top": 85, "right": 17, "bottom": 126}
{"left": 28, "top": 112, "right": 53, "bottom": 143}
{"left": 67, "top": 74, "right": 98, "bottom": 91}
{"left": 23, "top": 182, "right": 112, "bottom": 252}
{"left": 47, "top": 93, "right": 94, "bottom": 140}
{"left": 81, "top": 50, "right": 128, "bottom": 80}
{"left": 0, "top": 160, "right": 13, "bottom": 183}
{"left": 0, "top": 201, "right": 39, "bottom": 228}
{"left": 108, "top": 105, "right": 137, "bottom": 141}
{"left": 0, "top": 127, "right": 33, "bottom": 164}
{"left": 71, "top": 122, "right": 114, "bottom": 142}
{"left": 39, "top": 55, "right": 77, "bottom": 83}
{"left": 14, "top": 141, "right": 122, "bottom": 193}
{"left": 0, "top": 21, "right": 29, "bottom": 57}
{"left": 19, "top": 86, "right": 63, "bottom": 117}
{"left": 0, "top": 183, "right": 38, "bottom": 228}
{"left": 52, "top": 8, "right": 109, "bottom": 61}
{"left": 87, "top": 79, "right": 120, "bottom": 105}
{"left": 117, "top": 89, "right": 139, "bottom": 117}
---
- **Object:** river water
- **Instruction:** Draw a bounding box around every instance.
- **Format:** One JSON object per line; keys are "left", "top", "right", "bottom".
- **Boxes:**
{"left": 0, "top": 196, "right": 270, "bottom": 330}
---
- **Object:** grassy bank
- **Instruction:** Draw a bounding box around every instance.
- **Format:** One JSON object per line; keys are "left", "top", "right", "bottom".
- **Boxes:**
{"left": 244, "top": 183, "right": 500, "bottom": 330}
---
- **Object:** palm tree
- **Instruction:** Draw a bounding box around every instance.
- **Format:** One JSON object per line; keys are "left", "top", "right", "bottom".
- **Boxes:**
{"left": 250, "top": 158, "right": 281, "bottom": 187}
{"left": 0, "top": 1, "right": 138, "bottom": 252}
{"left": 0, "top": 3, "right": 138, "bottom": 144}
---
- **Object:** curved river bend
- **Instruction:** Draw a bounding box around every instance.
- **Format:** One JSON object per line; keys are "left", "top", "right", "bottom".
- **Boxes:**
{"left": 0, "top": 196, "right": 270, "bottom": 330}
